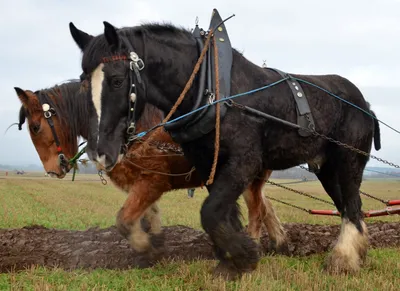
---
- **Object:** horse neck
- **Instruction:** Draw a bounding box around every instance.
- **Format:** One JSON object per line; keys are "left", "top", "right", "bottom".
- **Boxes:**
{"left": 55, "top": 86, "right": 90, "bottom": 143}
{"left": 139, "top": 34, "right": 199, "bottom": 115}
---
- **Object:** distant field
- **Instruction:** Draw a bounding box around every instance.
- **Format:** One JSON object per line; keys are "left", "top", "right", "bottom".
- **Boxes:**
{"left": 0, "top": 176, "right": 399, "bottom": 290}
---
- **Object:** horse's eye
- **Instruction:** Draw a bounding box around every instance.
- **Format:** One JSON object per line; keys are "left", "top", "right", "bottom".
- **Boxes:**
{"left": 30, "top": 123, "right": 40, "bottom": 135}
{"left": 111, "top": 78, "right": 124, "bottom": 89}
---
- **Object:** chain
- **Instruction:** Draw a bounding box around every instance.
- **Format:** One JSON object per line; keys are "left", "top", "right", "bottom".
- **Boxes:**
{"left": 299, "top": 164, "right": 388, "bottom": 205}
{"left": 124, "top": 158, "right": 196, "bottom": 180}
{"left": 125, "top": 140, "right": 184, "bottom": 160}
{"left": 149, "top": 141, "right": 183, "bottom": 154}
{"left": 98, "top": 170, "right": 107, "bottom": 185}
{"left": 264, "top": 195, "right": 310, "bottom": 213}
{"left": 265, "top": 180, "right": 335, "bottom": 206}
{"left": 309, "top": 130, "right": 400, "bottom": 168}
{"left": 359, "top": 190, "right": 387, "bottom": 205}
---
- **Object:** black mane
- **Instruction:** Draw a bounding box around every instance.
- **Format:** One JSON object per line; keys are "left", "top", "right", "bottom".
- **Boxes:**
{"left": 82, "top": 22, "right": 196, "bottom": 74}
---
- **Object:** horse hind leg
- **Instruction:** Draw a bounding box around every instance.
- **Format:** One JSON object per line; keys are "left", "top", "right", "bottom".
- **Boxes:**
{"left": 316, "top": 158, "right": 344, "bottom": 212}
{"left": 325, "top": 153, "right": 369, "bottom": 274}
{"left": 243, "top": 170, "right": 288, "bottom": 254}
{"left": 261, "top": 195, "right": 289, "bottom": 254}
{"left": 144, "top": 203, "right": 165, "bottom": 252}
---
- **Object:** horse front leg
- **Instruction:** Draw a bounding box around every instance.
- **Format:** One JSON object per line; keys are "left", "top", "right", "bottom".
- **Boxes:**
{"left": 201, "top": 159, "right": 261, "bottom": 280}
{"left": 116, "top": 179, "right": 166, "bottom": 267}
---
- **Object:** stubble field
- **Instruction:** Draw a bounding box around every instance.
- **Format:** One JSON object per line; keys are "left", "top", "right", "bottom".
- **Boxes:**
{"left": 0, "top": 172, "right": 399, "bottom": 290}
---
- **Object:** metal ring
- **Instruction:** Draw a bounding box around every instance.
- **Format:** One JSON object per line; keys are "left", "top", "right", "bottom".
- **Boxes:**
{"left": 136, "top": 59, "right": 145, "bottom": 70}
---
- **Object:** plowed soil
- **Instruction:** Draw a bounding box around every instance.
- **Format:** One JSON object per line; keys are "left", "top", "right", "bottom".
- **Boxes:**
{"left": 0, "top": 222, "right": 399, "bottom": 273}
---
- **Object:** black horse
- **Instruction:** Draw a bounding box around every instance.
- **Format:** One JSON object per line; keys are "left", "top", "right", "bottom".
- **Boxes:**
{"left": 69, "top": 13, "right": 381, "bottom": 278}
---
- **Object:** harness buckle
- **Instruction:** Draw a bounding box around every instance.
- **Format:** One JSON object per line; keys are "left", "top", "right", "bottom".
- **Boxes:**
{"left": 44, "top": 111, "right": 52, "bottom": 119}
{"left": 208, "top": 93, "right": 215, "bottom": 104}
{"left": 136, "top": 59, "right": 145, "bottom": 71}
{"left": 129, "top": 52, "right": 145, "bottom": 71}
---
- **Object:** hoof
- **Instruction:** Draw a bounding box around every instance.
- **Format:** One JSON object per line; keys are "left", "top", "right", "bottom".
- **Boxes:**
{"left": 140, "top": 216, "right": 151, "bottom": 233}
{"left": 150, "top": 232, "right": 165, "bottom": 249}
{"left": 219, "top": 231, "right": 260, "bottom": 272}
{"left": 134, "top": 253, "right": 157, "bottom": 269}
{"left": 268, "top": 239, "right": 290, "bottom": 256}
{"left": 324, "top": 219, "right": 369, "bottom": 274}
{"left": 212, "top": 259, "right": 257, "bottom": 281}
{"left": 150, "top": 232, "right": 166, "bottom": 259}
{"left": 115, "top": 209, "right": 130, "bottom": 239}
{"left": 212, "top": 261, "right": 242, "bottom": 281}
{"left": 324, "top": 249, "right": 362, "bottom": 275}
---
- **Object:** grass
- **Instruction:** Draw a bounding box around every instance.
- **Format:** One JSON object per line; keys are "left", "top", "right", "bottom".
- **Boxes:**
{"left": 0, "top": 175, "right": 399, "bottom": 290}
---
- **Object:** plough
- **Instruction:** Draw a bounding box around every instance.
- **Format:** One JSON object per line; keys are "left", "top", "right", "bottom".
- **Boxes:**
{"left": 266, "top": 176, "right": 400, "bottom": 218}
{"left": 310, "top": 203, "right": 400, "bottom": 218}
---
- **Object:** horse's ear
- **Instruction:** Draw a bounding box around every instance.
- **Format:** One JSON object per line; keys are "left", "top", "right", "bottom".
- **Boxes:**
{"left": 69, "top": 22, "right": 94, "bottom": 51}
{"left": 103, "top": 21, "right": 119, "bottom": 48}
{"left": 14, "top": 87, "right": 30, "bottom": 108}
{"left": 18, "top": 105, "right": 26, "bottom": 130}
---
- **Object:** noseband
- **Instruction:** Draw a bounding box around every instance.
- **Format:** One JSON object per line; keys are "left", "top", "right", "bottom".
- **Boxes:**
{"left": 37, "top": 92, "right": 69, "bottom": 172}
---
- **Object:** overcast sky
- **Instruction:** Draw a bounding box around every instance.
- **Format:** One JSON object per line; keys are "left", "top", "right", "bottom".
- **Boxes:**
{"left": 1, "top": 0, "right": 400, "bottom": 168}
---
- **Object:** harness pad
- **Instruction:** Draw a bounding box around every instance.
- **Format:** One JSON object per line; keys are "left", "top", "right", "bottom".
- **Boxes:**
{"left": 266, "top": 68, "right": 315, "bottom": 137}
{"left": 169, "top": 9, "right": 232, "bottom": 144}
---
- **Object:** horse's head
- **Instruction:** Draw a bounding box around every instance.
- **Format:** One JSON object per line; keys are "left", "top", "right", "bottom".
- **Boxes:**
{"left": 69, "top": 22, "right": 147, "bottom": 171}
{"left": 14, "top": 82, "right": 88, "bottom": 178}
{"left": 69, "top": 21, "right": 196, "bottom": 171}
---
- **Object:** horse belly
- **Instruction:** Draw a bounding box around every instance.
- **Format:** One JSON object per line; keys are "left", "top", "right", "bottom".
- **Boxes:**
{"left": 261, "top": 132, "right": 326, "bottom": 170}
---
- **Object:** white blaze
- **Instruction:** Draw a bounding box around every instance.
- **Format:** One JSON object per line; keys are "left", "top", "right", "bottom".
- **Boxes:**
{"left": 91, "top": 63, "right": 105, "bottom": 123}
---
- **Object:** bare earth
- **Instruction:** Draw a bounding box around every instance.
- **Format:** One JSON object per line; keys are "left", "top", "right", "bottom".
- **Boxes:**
{"left": 0, "top": 222, "right": 399, "bottom": 273}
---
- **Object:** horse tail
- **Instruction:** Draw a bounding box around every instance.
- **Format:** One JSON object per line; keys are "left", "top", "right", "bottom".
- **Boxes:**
{"left": 370, "top": 110, "right": 381, "bottom": 151}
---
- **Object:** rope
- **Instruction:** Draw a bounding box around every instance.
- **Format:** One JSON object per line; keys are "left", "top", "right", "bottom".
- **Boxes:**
{"left": 206, "top": 36, "right": 221, "bottom": 185}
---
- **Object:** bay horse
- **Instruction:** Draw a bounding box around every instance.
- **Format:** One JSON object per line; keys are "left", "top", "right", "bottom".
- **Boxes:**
{"left": 14, "top": 80, "right": 288, "bottom": 266}
{"left": 68, "top": 16, "right": 381, "bottom": 278}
